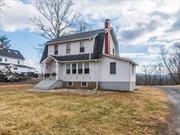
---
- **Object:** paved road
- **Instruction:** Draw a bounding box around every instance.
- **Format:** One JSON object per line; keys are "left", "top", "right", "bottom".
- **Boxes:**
{"left": 159, "top": 86, "right": 180, "bottom": 135}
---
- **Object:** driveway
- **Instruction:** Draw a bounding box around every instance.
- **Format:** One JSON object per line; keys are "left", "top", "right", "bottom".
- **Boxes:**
{"left": 158, "top": 86, "right": 180, "bottom": 135}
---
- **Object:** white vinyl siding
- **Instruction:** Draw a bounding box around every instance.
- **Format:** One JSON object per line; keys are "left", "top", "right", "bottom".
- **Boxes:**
{"left": 62, "top": 62, "right": 97, "bottom": 82}
{"left": 48, "top": 39, "right": 94, "bottom": 56}
{"left": 100, "top": 56, "right": 131, "bottom": 82}
{"left": 0, "top": 55, "right": 24, "bottom": 65}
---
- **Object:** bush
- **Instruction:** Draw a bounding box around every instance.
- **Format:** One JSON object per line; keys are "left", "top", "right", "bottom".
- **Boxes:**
{"left": 51, "top": 72, "right": 57, "bottom": 77}
{"left": 44, "top": 73, "right": 50, "bottom": 79}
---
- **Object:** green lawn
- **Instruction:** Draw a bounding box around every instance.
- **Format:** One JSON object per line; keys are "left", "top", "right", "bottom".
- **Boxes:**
{"left": 0, "top": 84, "right": 169, "bottom": 135}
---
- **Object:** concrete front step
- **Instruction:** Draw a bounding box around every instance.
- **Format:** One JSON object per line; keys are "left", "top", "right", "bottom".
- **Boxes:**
{"left": 34, "top": 80, "right": 63, "bottom": 90}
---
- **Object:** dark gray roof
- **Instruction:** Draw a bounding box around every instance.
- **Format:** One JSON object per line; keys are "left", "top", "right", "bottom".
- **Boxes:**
{"left": 0, "top": 62, "right": 34, "bottom": 69}
{"left": 40, "top": 29, "right": 106, "bottom": 63}
{"left": 47, "top": 29, "right": 105, "bottom": 44}
{"left": 0, "top": 48, "right": 25, "bottom": 60}
{"left": 51, "top": 53, "right": 96, "bottom": 61}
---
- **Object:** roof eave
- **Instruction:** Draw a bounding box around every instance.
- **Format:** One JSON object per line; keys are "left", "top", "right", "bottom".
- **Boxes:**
{"left": 47, "top": 37, "right": 94, "bottom": 45}
{"left": 103, "top": 54, "right": 138, "bottom": 65}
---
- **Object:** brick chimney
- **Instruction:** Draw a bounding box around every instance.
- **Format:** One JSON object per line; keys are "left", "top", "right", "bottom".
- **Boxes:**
{"left": 105, "top": 19, "right": 110, "bottom": 54}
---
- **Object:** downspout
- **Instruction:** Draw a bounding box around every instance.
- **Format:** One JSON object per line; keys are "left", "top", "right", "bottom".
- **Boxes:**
{"left": 92, "top": 60, "right": 99, "bottom": 91}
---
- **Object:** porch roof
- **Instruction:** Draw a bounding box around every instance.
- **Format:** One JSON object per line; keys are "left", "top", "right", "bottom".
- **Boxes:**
{"left": 42, "top": 53, "right": 99, "bottom": 63}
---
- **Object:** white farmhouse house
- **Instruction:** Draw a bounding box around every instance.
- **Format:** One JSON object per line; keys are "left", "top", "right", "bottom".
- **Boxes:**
{"left": 36, "top": 19, "right": 137, "bottom": 91}
{"left": 0, "top": 45, "right": 35, "bottom": 73}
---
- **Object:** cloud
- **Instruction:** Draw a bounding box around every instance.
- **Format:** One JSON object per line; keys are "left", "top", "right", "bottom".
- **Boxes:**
{"left": 1, "top": 0, "right": 37, "bottom": 32}
{"left": 0, "top": 0, "right": 179, "bottom": 69}
{"left": 166, "top": 18, "right": 180, "bottom": 32}
{"left": 120, "top": 19, "right": 159, "bottom": 41}
{"left": 148, "top": 11, "right": 171, "bottom": 20}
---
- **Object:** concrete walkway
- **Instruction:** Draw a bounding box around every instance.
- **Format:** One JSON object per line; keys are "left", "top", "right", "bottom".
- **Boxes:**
{"left": 158, "top": 86, "right": 180, "bottom": 135}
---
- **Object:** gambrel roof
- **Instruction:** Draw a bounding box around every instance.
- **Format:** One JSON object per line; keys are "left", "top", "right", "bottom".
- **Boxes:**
{"left": 47, "top": 29, "right": 105, "bottom": 44}
{"left": 0, "top": 48, "right": 25, "bottom": 60}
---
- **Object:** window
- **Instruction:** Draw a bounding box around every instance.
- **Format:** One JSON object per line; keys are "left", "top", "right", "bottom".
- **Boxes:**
{"left": 132, "top": 65, "right": 135, "bottom": 76}
{"left": 80, "top": 41, "right": 85, "bottom": 53}
{"left": 66, "top": 43, "right": 71, "bottom": 54}
{"left": 66, "top": 64, "right": 71, "bottom": 74}
{"left": 17, "top": 60, "right": 20, "bottom": 64}
{"left": 78, "top": 63, "right": 83, "bottom": 74}
{"left": 84, "top": 63, "right": 89, "bottom": 74}
{"left": 67, "top": 82, "right": 73, "bottom": 86}
{"left": 5, "top": 58, "right": 7, "bottom": 62}
{"left": 0, "top": 58, "right": 2, "bottom": 62}
{"left": 110, "top": 62, "right": 116, "bottom": 74}
{"left": 81, "top": 82, "right": 88, "bottom": 87}
{"left": 54, "top": 45, "right": 58, "bottom": 55}
{"left": 72, "top": 63, "right": 76, "bottom": 74}
{"left": 112, "top": 49, "right": 115, "bottom": 55}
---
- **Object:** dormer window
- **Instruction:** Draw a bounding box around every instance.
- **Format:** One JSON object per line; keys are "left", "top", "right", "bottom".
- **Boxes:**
{"left": 80, "top": 41, "right": 85, "bottom": 53}
{"left": 66, "top": 43, "right": 71, "bottom": 54}
{"left": 113, "top": 49, "right": 115, "bottom": 55}
{"left": 54, "top": 45, "right": 58, "bottom": 55}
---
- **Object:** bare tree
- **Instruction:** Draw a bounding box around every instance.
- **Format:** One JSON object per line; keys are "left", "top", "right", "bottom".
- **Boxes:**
{"left": 74, "top": 18, "right": 92, "bottom": 33}
{"left": 159, "top": 46, "right": 180, "bottom": 84}
{"left": 31, "top": 0, "right": 76, "bottom": 40}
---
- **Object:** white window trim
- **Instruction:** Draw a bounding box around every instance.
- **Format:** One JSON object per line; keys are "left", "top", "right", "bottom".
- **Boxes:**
{"left": 80, "top": 41, "right": 85, "bottom": 53}
{"left": 84, "top": 62, "right": 90, "bottom": 74}
{"left": 66, "top": 43, "right": 71, "bottom": 54}
{"left": 110, "top": 62, "right": 116, "bottom": 75}
{"left": 66, "top": 63, "right": 71, "bottom": 74}
{"left": 78, "top": 62, "right": 83, "bottom": 74}
{"left": 72, "top": 63, "right": 77, "bottom": 74}
{"left": 81, "top": 82, "right": 88, "bottom": 87}
{"left": 67, "top": 82, "right": 73, "bottom": 86}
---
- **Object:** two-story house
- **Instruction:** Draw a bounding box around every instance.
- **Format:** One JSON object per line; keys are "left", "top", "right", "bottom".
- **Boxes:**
{"left": 36, "top": 19, "right": 137, "bottom": 91}
{"left": 0, "top": 45, "right": 35, "bottom": 73}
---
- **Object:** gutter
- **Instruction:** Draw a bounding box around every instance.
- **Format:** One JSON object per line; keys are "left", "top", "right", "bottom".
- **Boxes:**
{"left": 92, "top": 60, "right": 99, "bottom": 91}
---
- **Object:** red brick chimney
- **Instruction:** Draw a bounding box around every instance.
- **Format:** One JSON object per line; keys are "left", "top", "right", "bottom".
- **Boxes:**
{"left": 105, "top": 19, "right": 110, "bottom": 54}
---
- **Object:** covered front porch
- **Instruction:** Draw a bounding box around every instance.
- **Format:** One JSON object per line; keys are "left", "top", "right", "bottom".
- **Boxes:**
{"left": 42, "top": 56, "right": 60, "bottom": 80}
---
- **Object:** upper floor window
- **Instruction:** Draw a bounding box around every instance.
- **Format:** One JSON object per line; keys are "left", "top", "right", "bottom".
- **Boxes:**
{"left": 72, "top": 63, "right": 76, "bottom": 74}
{"left": 110, "top": 62, "right": 116, "bottom": 74}
{"left": 17, "top": 60, "right": 20, "bottom": 64}
{"left": 54, "top": 45, "right": 58, "bottom": 55}
{"left": 5, "top": 58, "right": 7, "bottom": 62}
{"left": 0, "top": 58, "right": 2, "bottom": 62}
{"left": 84, "top": 63, "right": 89, "bottom": 74}
{"left": 112, "top": 49, "right": 115, "bottom": 55}
{"left": 66, "top": 64, "right": 70, "bottom": 74}
{"left": 80, "top": 41, "right": 85, "bottom": 53}
{"left": 66, "top": 43, "right": 71, "bottom": 54}
{"left": 78, "top": 63, "right": 83, "bottom": 74}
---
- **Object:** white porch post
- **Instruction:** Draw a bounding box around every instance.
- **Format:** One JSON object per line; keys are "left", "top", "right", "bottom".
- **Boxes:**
{"left": 43, "top": 62, "right": 47, "bottom": 80}
{"left": 55, "top": 61, "right": 59, "bottom": 80}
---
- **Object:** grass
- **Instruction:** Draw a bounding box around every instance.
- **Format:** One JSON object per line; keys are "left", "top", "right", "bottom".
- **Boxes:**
{"left": 0, "top": 84, "right": 169, "bottom": 135}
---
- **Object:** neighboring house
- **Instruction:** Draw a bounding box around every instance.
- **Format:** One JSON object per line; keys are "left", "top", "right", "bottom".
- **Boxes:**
{"left": 38, "top": 19, "right": 137, "bottom": 91}
{"left": 0, "top": 45, "right": 35, "bottom": 73}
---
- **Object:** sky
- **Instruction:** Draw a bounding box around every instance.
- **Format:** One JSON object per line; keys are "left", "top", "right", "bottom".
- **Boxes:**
{"left": 0, "top": 0, "right": 180, "bottom": 72}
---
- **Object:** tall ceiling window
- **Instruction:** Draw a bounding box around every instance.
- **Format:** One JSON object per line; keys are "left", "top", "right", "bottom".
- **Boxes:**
{"left": 80, "top": 41, "right": 85, "bottom": 53}
{"left": 54, "top": 45, "right": 58, "bottom": 55}
{"left": 66, "top": 43, "right": 71, "bottom": 54}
